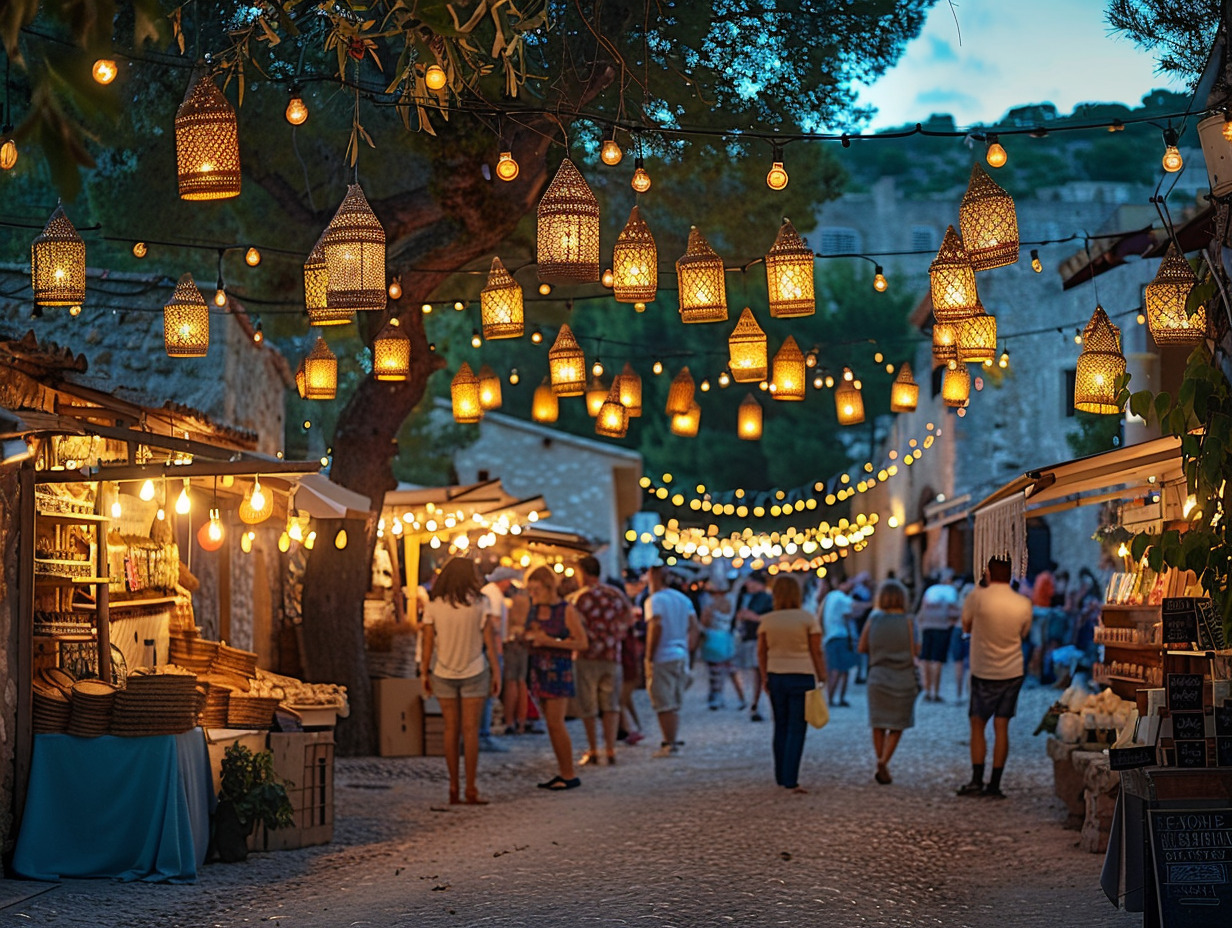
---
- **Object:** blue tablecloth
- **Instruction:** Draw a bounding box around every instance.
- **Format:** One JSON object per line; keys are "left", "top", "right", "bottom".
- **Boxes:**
{"left": 13, "top": 729, "right": 213, "bottom": 883}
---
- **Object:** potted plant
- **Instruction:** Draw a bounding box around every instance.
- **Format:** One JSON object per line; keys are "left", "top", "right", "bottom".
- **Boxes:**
{"left": 214, "top": 743, "right": 295, "bottom": 862}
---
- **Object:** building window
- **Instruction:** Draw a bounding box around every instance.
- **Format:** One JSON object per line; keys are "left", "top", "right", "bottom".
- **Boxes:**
{"left": 911, "top": 225, "right": 937, "bottom": 252}
{"left": 1064, "top": 369, "right": 1076, "bottom": 417}
{"left": 819, "top": 227, "right": 862, "bottom": 255}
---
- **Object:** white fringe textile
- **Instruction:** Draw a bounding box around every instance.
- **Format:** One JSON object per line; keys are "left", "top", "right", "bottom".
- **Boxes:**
{"left": 973, "top": 491, "right": 1028, "bottom": 579}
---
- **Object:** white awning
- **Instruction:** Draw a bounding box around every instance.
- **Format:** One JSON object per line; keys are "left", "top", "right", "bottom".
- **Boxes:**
{"left": 293, "top": 473, "right": 372, "bottom": 519}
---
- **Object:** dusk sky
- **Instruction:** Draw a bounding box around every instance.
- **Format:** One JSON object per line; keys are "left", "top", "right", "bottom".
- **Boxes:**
{"left": 856, "top": 0, "right": 1193, "bottom": 129}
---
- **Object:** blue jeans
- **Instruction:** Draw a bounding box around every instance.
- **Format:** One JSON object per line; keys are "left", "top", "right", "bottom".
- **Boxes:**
{"left": 767, "top": 673, "right": 814, "bottom": 788}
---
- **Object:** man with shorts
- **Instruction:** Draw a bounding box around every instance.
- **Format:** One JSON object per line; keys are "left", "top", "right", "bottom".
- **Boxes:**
{"left": 958, "top": 557, "right": 1033, "bottom": 799}
{"left": 734, "top": 571, "right": 773, "bottom": 720}
{"left": 571, "top": 556, "right": 633, "bottom": 766}
{"left": 644, "top": 566, "right": 700, "bottom": 757}
{"left": 917, "top": 571, "right": 960, "bottom": 702}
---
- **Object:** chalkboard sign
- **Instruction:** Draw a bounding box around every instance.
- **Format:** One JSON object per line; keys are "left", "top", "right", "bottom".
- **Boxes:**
{"left": 1175, "top": 740, "right": 1209, "bottom": 768}
{"left": 1196, "top": 598, "right": 1228, "bottom": 651}
{"left": 1150, "top": 809, "right": 1232, "bottom": 927}
{"left": 1215, "top": 704, "right": 1232, "bottom": 737}
{"left": 1172, "top": 712, "right": 1207, "bottom": 741}
{"left": 1109, "top": 745, "right": 1156, "bottom": 770}
{"left": 1162, "top": 598, "right": 1200, "bottom": 646}
{"left": 1168, "top": 674, "right": 1205, "bottom": 712}
{"left": 1218, "top": 737, "right": 1232, "bottom": 767}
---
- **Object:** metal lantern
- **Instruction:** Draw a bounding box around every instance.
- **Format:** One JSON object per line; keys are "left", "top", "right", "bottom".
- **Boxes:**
{"left": 618, "top": 362, "right": 642, "bottom": 417}
{"left": 372, "top": 321, "right": 410, "bottom": 381}
{"left": 835, "top": 375, "right": 865, "bottom": 426}
{"left": 1145, "top": 243, "right": 1204, "bottom": 346}
{"left": 175, "top": 73, "right": 241, "bottom": 200}
{"left": 670, "top": 401, "right": 701, "bottom": 437}
{"left": 238, "top": 478, "right": 273, "bottom": 524}
{"left": 451, "top": 363, "right": 483, "bottom": 423}
{"left": 932, "top": 321, "right": 959, "bottom": 366}
{"left": 548, "top": 324, "right": 586, "bottom": 396}
{"left": 585, "top": 376, "right": 608, "bottom": 417}
{"left": 163, "top": 273, "right": 210, "bottom": 358}
{"left": 1074, "top": 306, "right": 1126, "bottom": 414}
{"left": 889, "top": 363, "right": 919, "bottom": 413}
{"left": 771, "top": 336, "right": 806, "bottom": 401}
{"left": 929, "top": 225, "right": 979, "bottom": 322}
{"left": 31, "top": 203, "right": 86, "bottom": 306}
{"left": 480, "top": 257, "right": 524, "bottom": 339}
{"left": 676, "top": 226, "right": 728, "bottom": 323}
{"left": 323, "top": 184, "right": 387, "bottom": 313}
{"left": 532, "top": 378, "right": 559, "bottom": 423}
{"left": 613, "top": 205, "right": 657, "bottom": 303}
{"left": 305, "top": 235, "right": 352, "bottom": 326}
{"left": 956, "top": 305, "right": 997, "bottom": 364}
{"left": 303, "top": 337, "right": 338, "bottom": 400}
{"left": 765, "top": 218, "right": 815, "bottom": 318}
{"left": 666, "top": 367, "right": 696, "bottom": 415}
{"left": 738, "top": 394, "right": 763, "bottom": 441}
{"left": 941, "top": 364, "right": 971, "bottom": 408}
{"left": 728, "top": 307, "right": 768, "bottom": 382}
{"left": 537, "top": 158, "right": 600, "bottom": 284}
{"left": 477, "top": 364, "right": 503, "bottom": 410}
{"left": 596, "top": 383, "right": 629, "bottom": 438}
{"left": 959, "top": 164, "right": 1019, "bottom": 271}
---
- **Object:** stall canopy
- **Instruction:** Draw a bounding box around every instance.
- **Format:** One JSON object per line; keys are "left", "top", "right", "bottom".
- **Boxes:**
{"left": 294, "top": 473, "right": 371, "bottom": 519}
{"left": 382, "top": 478, "right": 550, "bottom": 528}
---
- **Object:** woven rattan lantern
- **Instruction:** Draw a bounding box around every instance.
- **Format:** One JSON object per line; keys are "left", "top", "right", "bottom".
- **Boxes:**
{"left": 618, "top": 362, "right": 642, "bottom": 417}
{"left": 31, "top": 203, "right": 86, "bottom": 307}
{"left": 305, "top": 235, "right": 352, "bottom": 326}
{"left": 372, "top": 321, "right": 410, "bottom": 381}
{"left": 728, "top": 307, "right": 768, "bottom": 382}
{"left": 451, "top": 363, "right": 483, "bottom": 423}
{"left": 959, "top": 164, "right": 1019, "bottom": 271}
{"left": 956, "top": 305, "right": 997, "bottom": 364}
{"left": 548, "top": 325, "right": 586, "bottom": 396}
{"left": 303, "top": 337, "right": 338, "bottom": 400}
{"left": 477, "top": 364, "right": 503, "bottom": 410}
{"left": 676, "top": 226, "right": 728, "bottom": 323}
{"left": 585, "top": 376, "right": 608, "bottom": 417}
{"left": 323, "top": 184, "right": 386, "bottom": 314}
{"left": 532, "top": 378, "right": 559, "bottom": 423}
{"left": 771, "top": 336, "right": 806, "bottom": 401}
{"left": 738, "top": 394, "right": 763, "bottom": 441}
{"left": 666, "top": 367, "right": 696, "bottom": 415}
{"left": 238, "top": 478, "right": 273, "bottom": 525}
{"left": 480, "top": 257, "right": 524, "bottom": 339}
{"left": 537, "top": 158, "right": 600, "bottom": 284}
{"left": 613, "top": 206, "right": 657, "bottom": 303}
{"left": 1074, "top": 307, "right": 1126, "bottom": 414}
{"left": 175, "top": 73, "right": 240, "bottom": 200}
{"left": 163, "top": 274, "right": 210, "bottom": 358}
{"left": 1145, "top": 243, "right": 1204, "bottom": 346}
{"left": 889, "top": 363, "right": 920, "bottom": 413}
{"left": 670, "top": 401, "right": 701, "bottom": 437}
{"left": 595, "top": 383, "right": 629, "bottom": 438}
{"left": 929, "top": 226, "right": 979, "bottom": 322}
{"left": 835, "top": 375, "right": 865, "bottom": 426}
{"left": 765, "top": 219, "right": 816, "bottom": 318}
{"left": 942, "top": 364, "right": 971, "bottom": 408}
{"left": 932, "top": 321, "right": 959, "bottom": 366}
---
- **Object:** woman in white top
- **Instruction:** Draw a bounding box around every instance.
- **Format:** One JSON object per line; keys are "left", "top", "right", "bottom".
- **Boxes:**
{"left": 758, "top": 576, "right": 828, "bottom": 792}
{"left": 420, "top": 557, "right": 501, "bottom": 805}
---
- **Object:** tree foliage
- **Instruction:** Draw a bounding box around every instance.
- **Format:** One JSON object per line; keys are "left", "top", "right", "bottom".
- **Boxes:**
{"left": 1106, "top": 0, "right": 1222, "bottom": 81}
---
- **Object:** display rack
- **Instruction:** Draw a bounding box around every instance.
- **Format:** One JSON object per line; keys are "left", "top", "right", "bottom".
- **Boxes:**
{"left": 1094, "top": 603, "right": 1163, "bottom": 700}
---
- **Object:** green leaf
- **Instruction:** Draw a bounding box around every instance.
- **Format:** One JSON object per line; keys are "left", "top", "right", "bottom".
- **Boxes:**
{"left": 1147, "top": 544, "right": 1164, "bottom": 573}
{"left": 1130, "top": 390, "right": 1153, "bottom": 422}
{"left": 1161, "top": 529, "right": 1182, "bottom": 565}
{"left": 1130, "top": 532, "right": 1151, "bottom": 561}
{"left": 1154, "top": 391, "right": 1172, "bottom": 425}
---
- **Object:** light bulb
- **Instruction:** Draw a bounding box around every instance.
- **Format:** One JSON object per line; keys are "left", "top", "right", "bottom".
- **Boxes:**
{"left": 214, "top": 288, "right": 227, "bottom": 307}
{"left": 700, "top": 379, "right": 711, "bottom": 392}
{"left": 454, "top": 301, "right": 465, "bottom": 311}
{"left": 652, "top": 360, "right": 663, "bottom": 375}
{"left": 421, "top": 302, "right": 432, "bottom": 314}
{"left": 240, "top": 532, "right": 253, "bottom": 553}
{"left": 69, "top": 304, "right": 82, "bottom": 317}
{"left": 425, "top": 64, "right": 447, "bottom": 90}
{"left": 601, "top": 135, "right": 623, "bottom": 166}
{"left": 175, "top": 481, "right": 191, "bottom": 514}
{"left": 873, "top": 351, "right": 883, "bottom": 363}
{"left": 0, "top": 136, "right": 16, "bottom": 171}
{"left": 305, "top": 530, "right": 317, "bottom": 550}
{"left": 289, "top": 520, "right": 304, "bottom": 542}
{"left": 885, "top": 363, "right": 895, "bottom": 374}
{"left": 1074, "top": 330, "right": 1083, "bottom": 345}
{"left": 92, "top": 58, "right": 118, "bottom": 85}
{"left": 510, "top": 368, "right": 520, "bottom": 385}
{"left": 156, "top": 508, "right": 165, "bottom": 521}
{"left": 471, "top": 330, "right": 482, "bottom": 348}
{"left": 1136, "top": 312, "right": 1146, "bottom": 325}
{"left": 139, "top": 478, "right": 156, "bottom": 502}
{"left": 634, "top": 302, "right": 646, "bottom": 313}
{"left": 602, "top": 268, "right": 615, "bottom": 288}
{"left": 285, "top": 93, "right": 308, "bottom": 126}
{"left": 252, "top": 323, "right": 264, "bottom": 344}
{"left": 250, "top": 480, "right": 266, "bottom": 513}
{"left": 388, "top": 278, "right": 402, "bottom": 300}
{"left": 132, "top": 242, "right": 147, "bottom": 258}
{"left": 495, "top": 151, "right": 519, "bottom": 181}
{"left": 538, "top": 283, "right": 552, "bottom": 296}
{"left": 278, "top": 531, "right": 291, "bottom": 552}
{"left": 1162, "top": 145, "right": 1183, "bottom": 173}
{"left": 873, "top": 267, "right": 887, "bottom": 292}
{"left": 110, "top": 500, "right": 122, "bottom": 519}
{"left": 531, "top": 328, "right": 543, "bottom": 344}
{"left": 985, "top": 136, "right": 1007, "bottom": 168}
{"left": 1030, "top": 249, "right": 1042, "bottom": 273}
{"left": 592, "top": 359, "right": 604, "bottom": 377}
{"left": 207, "top": 513, "right": 223, "bottom": 544}
{"left": 631, "top": 157, "right": 651, "bottom": 193}
{"left": 766, "top": 160, "right": 788, "bottom": 191}
{"left": 718, "top": 371, "right": 730, "bottom": 387}
{"left": 245, "top": 247, "right": 261, "bottom": 267}
{"left": 824, "top": 375, "right": 834, "bottom": 388}
{"left": 813, "top": 375, "right": 823, "bottom": 389}
{"left": 334, "top": 528, "right": 348, "bottom": 550}
{"left": 843, "top": 368, "right": 853, "bottom": 381}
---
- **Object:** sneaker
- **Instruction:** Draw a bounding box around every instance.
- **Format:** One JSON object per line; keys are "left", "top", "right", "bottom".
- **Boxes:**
{"left": 625, "top": 731, "right": 645, "bottom": 746}
{"left": 982, "top": 786, "right": 1007, "bottom": 799}
{"left": 652, "top": 743, "right": 680, "bottom": 758}
{"left": 956, "top": 781, "right": 984, "bottom": 797}
{"left": 478, "top": 736, "right": 509, "bottom": 753}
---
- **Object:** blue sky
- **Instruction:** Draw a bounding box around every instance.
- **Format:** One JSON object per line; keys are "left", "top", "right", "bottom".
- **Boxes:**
{"left": 856, "top": 0, "right": 1192, "bottom": 129}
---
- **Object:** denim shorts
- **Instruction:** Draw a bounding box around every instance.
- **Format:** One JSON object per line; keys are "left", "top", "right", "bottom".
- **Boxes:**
{"left": 432, "top": 666, "right": 491, "bottom": 700}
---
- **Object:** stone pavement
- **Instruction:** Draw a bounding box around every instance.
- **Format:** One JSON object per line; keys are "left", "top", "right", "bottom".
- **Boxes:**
{"left": 8, "top": 672, "right": 1139, "bottom": 928}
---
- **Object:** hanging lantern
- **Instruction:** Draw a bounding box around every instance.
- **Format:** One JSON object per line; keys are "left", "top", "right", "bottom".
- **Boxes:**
{"left": 771, "top": 336, "right": 806, "bottom": 401}
{"left": 323, "top": 184, "right": 386, "bottom": 313}
{"left": 548, "top": 324, "right": 586, "bottom": 396}
{"left": 956, "top": 304, "right": 997, "bottom": 364}
{"left": 585, "top": 377, "right": 608, "bottom": 417}
{"left": 835, "top": 374, "right": 865, "bottom": 426}
{"left": 618, "top": 362, "right": 643, "bottom": 417}
{"left": 670, "top": 401, "right": 701, "bottom": 438}
{"left": 304, "top": 235, "right": 352, "bottom": 326}
{"left": 372, "top": 321, "right": 410, "bottom": 381}
{"left": 451, "top": 363, "right": 483, "bottom": 423}
{"left": 239, "top": 478, "right": 273, "bottom": 524}
{"left": 303, "top": 337, "right": 338, "bottom": 400}
{"left": 480, "top": 257, "right": 524, "bottom": 339}
{"left": 174, "top": 72, "right": 241, "bottom": 200}
{"left": 666, "top": 367, "right": 695, "bottom": 415}
{"left": 1074, "top": 306, "right": 1127, "bottom": 414}
{"left": 738, "top": 394, "right": 763, "bottom": 441}
{"left": 889, "top": 363, "right": 919, "bottom": 413}
{"left": 959, "top": 164, "right": 1020, "bottom": 271}
{"left": 612, "top": 206, "right": 657, "bottom": 303}
{"left": 1144, "top": 243, "right": 1204, "bottom": 346}
{"left": 536, "top": 158, "right": 600, "bottom": 284}
{"left": 929, "top": 225, "right": 979, "bottom": 322}
{"left": 532, "top": 378, "right": 559, "bottom": 423}
{"left": 765, "top": 218, "right": 816, "bottom": 318}
{"left": 932, "top": 321, "right": 959, "bottom": 366}
{"left": 31, "top": 203, "right": 86, "bottom": 307}
{"left": 942, "top": 365, "right": 971, "bottom": 408}
{"left": 295, "top": 360, "right": 306, "bottom": 399}
{"left": 163, "top": 273, "right": 210, "bottom": 358}
{"left": 728, "top": 307, "right": 768, "bottom": 383}
{"left": 676, "top": 226, "right": 728, "bottom": 323}
{"left": 596, "top": 383, "right": 629, "bottom": 438}
{"left": 478, "top": 364, "right": 503, "bottom": 410}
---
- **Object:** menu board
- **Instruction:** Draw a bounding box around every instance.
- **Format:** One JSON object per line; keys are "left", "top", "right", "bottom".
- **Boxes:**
{"left": 1167, "top": 674, "right": 1205, "bottom": 712}
{"left": 1162, "top": 598, "right": 1200, "bottom": 646}
{"left": 1196, "top": 599, "right": 1228, "bottom": 650}
{"left": 1149, "top": 809, "right": 1232, "bottom": 927}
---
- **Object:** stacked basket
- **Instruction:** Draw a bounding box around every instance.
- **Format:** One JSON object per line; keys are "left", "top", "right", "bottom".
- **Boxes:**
{"left": 227, "top": 693, "right": 281, "bottom": 728}
{"left": 196, "top": 680, "right": 231, "bottom": 729}
{"left": 32, "top": 669, "right": 75, "bottom": 733}
{"left": 109, "top": 670, "right": 203, "bottom": 737}
{"left": 66, "top": 680, "right": 116, "bottom": 737}
{"left": 168, "top": 632, "right": 218, "bottom": 674}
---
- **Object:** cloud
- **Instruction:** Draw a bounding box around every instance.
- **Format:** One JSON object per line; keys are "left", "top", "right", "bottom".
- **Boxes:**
{"left": 927, "top": 36, "right": 958, "bottom": 63}
{"left": 915, "top": 88, "right": 982, "bottom": 109}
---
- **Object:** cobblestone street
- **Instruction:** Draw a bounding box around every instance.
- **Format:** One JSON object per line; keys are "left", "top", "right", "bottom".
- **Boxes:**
{"left": 9, "top": 676, "right": 1138, "bottom": 927}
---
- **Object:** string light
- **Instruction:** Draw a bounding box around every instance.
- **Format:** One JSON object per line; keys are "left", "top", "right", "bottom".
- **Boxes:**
{"left": 1161, "top": 127, "right": 1183, "bottom": 173}
{"left": 285, "top": 86, "right": 308, "bottom": 125}
{"left": 213, "top": 285, "right": 227, "bottom": 307}
{"left": 132, "top": 242, "right": 147, "bottom": 258}
{"left": 424, "top": 64, "right": 447, "bottom": 90}
{"left": 538, "top": 283, "right": 552, "bottom": 296}
{"left": 985, "top": 134, "right": 1007, "bottom": 168}
{"left": 0, "top": 130, "right": 14, "bottom": 171}
{"left": 1030, "top": 249, "right": 1042, "bottom": 273}
{"left": 652, "top": 360, "right": 664, "bottom": 375}
{"left": 253, "top": 322, "right": 264, "bottom": 344}
{"left": 631, "top": 156, "right": 652, "bottom": 193}
{"left": 873, "top": 266, "right": 887, "bottom": 292}
{"left": 601, "top": 126, "right": 623, "bottom": 165}
{"left": 766, "top": 144, "right": 789, "bottom": 190}
{"left": 139, "top": 478, "right": 156, "bottom": 502}
{"left": 245, "top": 246, "right": 261, "bottom": 266}
{"left": 999, "top": 347, "right": 1010, "bottom": 369}
{"left": 92, "top": 59, "right": 118, "bottom": 85}
{"left": 175, "top": 479, "right": 192, "bottom": 515}
{"left": 496, "top": 150, "right": 520, "bottom": 181}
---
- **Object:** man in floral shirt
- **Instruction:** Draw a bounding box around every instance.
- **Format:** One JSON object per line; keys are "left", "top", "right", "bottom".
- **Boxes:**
{"left": 571, "top": 556, "right": 634, "bottom": 765}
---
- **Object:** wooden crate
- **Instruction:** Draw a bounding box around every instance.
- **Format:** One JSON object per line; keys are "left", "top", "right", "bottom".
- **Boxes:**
{"left": 372, "top": 677, "right": 424, "bottom": 756}
{"left": 258, "top": 731, "right": 335, "bottom": 851}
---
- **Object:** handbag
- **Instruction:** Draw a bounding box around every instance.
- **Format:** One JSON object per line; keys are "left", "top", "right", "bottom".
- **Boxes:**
{"left": 700, "top": 628, "right": 736, "bottom": 663}
{"left": 804, "top": 687, "right": 830, "bottom": 729}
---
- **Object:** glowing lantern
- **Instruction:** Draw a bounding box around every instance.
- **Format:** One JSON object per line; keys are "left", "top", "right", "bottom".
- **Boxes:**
{"left": 666, "top": 367, "right": 695, "bottom": 416}
{"left": 959, "top": 164, "right": 1019, "bottom": 271}
{"left": 595, "top": 383, "right": 629, "bottom": 438}
{"left": 956, "top": 305, "right": 997, "bottom": 364}
{"left": 771, "top": 336, "right": 806, "bottom": 401}
{"left": 1144, "top": 243, "right": 1204, "bottom": 346}
{"left": 174, "top": 72, "right": 240, "bottom": 200}
{"left": 532, "top": 378, "right": 559, "bottom": 423}
{"left": 942, "top": 365, "right": 971, "bottom": 408}
{"left": 480, "top": 257, "right": 524, "bottom": 339}
{"left": 738, "top": 394, "right": 763, "bottom": 441}
{"left": 618, "top": 362, "right": 643, "bottom": 417}
{"left": 239, "top": 478, "right": 273, "bottom": 524}
{"left": 197, "top": 509, "right": 225, "bottom": 552}
{"left": 451, "top": 363, "right": 483, "bottom": 423}
{"left": 835, "top": 372, "right": 865, "bottom": 426}
{"left": 929, "top": 225, "right": 979, "bottom": 322}
{"left": 322, "top": 183, "right": 386, "bottom": 314}
{"left": 305, "top": 235, "right": 352, "bottom": 326}
{"left": 163, "top": 273, "right": 210, "bottom": 358}
{"left": 932, "top": 321, "right": 959, "bottom": 366}
{"left": 889, "top": 364, "right": 919, "bottom": 413}
{"left": 765, "top": 218, "right": 815, "bottom": 318}
{"left": 676, "top": 226, "right": 728, "bottom": 323}
{"left": 495, "top": 151, "right": 519, "bottom": 181}
{"left": 728, "top": 307, "right": 768, "bottom": 383}
{"left": 537, "top": 158, "right": 600, "bottom": 284}
{"left": 303, "top": 337, "right": 338, "bottom": 400}
{"left": 31, "top": 203, "right": 86, "bottom": 307}
{"left": 585, "top": 377, "right": 608, "bottom": 417}
{"left": 478, "top": 364, "right": 503, "bottom": 410}
{"left": 613, "top": 206, "right": 657, "bottom": 303}
{"left": 1074, "top": 306, "right": 1126, "bottom": 414}
{"left": 670, "top": 401, "right": 701, "bottom": 437}
{"left": 548, "top": 325, "right": 586, "bottom": 396}
{"left": 372, "top": 321, "right": 410, "bottom": 381}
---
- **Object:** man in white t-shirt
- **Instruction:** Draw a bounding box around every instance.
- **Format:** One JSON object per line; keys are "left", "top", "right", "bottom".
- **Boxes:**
{"left": 644, "top": 567, "right": 700, "bottom": 758}
{"left": 476, "top": 567, "right": 521, "bottom": 752}
{"left": 917, "top": 571, "right": 961, "bottom": 703}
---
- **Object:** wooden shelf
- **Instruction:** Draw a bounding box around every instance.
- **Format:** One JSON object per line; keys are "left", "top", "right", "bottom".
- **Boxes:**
{"left": 35, "top": 510, "right": 107, "bottom": 524}
{"left": 1095, "top": 673, "right": 1149, "bottom": 684}
{"left": 34, "top": 575, "right": 109, "bottom": 586}
{"left": 33, "top": 632, "right": 96, "bottom": 642}
{"left": 1101, "top": 603, "right": 1162, "bottom": 612}
{"left": 74, "top": 596, "right": 178, "bottom": 611}
{"left": 1100, "top": 641, "right": 1163, "bottom": 652}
